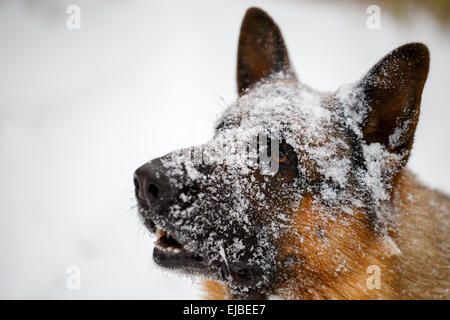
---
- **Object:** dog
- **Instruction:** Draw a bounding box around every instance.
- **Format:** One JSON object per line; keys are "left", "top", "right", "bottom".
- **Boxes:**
{"left": 134, "top": 7, "right": 449, "bottom": 299}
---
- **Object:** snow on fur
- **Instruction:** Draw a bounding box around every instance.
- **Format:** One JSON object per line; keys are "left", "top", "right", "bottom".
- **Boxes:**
{"left": 150, "top": 73, "right": 403, "bottom": 293}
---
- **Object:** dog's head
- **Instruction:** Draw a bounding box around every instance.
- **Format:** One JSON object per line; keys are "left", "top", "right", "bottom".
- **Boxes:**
{"left": 134, "top": 8, "right": 429, "bottom": 298}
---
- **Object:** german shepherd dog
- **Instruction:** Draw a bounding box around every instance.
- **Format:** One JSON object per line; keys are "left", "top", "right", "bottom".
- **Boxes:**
{"left": 134, "top": 8, "right": 449, "bottom": 299}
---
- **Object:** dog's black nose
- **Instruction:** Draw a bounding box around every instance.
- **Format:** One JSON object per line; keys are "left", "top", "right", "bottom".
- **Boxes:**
{"left": 134, "top": 159, "right": 175, "bottom": 208}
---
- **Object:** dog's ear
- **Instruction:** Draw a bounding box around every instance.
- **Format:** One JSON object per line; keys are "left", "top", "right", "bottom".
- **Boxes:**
{"left": 237, "top": 7, "right": 294, "bottom": 95}
{"left": 358, "top": 43, "right": 429, "bottom": 157}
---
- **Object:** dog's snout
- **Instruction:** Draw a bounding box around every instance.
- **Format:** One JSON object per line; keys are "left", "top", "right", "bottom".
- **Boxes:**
{"left": 134, "top": 161, "right": 173, "bottom": 207}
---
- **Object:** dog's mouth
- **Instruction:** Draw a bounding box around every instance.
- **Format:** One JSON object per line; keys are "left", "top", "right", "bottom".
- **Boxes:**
{"left": 152, "top": 227, "right": 205, "bottom": 269}
{"left": 137, "top": 200, "right": 209, "bottom": 271}
{"left": 138, "top": 205, "right": 270, "bottom": 293}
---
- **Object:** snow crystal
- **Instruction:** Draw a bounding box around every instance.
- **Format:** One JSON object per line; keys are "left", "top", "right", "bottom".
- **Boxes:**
{"left": 389, "top": 119, "right": 411, "bottom": 149}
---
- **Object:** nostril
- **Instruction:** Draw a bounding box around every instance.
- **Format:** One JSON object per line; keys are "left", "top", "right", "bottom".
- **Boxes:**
{"left": 147, "top": 183, "right": 159, "bottom": 199}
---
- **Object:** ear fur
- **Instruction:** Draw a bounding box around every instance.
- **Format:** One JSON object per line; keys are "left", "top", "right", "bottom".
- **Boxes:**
{"left": 237, "top": 7, "right": 294, "bottom": 95}
{"left": 358, "top": 43, "right": 430, "bottom": 157}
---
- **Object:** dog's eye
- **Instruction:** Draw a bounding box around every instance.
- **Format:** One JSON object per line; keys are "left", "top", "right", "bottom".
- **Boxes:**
{"left": 273, "top": 149, "right": 292, "bottom": 166}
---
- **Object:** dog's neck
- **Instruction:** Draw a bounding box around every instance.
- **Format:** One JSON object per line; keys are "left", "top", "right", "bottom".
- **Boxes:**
{"left": 203, "top": 169, "right": 449, "bottom": 300}
{"left": 273, "top": 169, "right": 449, "bottom": 299}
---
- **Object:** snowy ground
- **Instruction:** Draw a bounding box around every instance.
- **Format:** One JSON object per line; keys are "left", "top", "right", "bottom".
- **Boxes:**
{"left": 0, "top": 0, "right": 448, "bottom": 299}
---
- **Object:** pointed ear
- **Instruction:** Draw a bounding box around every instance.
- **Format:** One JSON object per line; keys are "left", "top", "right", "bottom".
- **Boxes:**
{"left": 358, "top": 43, "right": 429, "bottom": 157}
{"left": 237, "top": 7, "right": 294, "bottom": 95}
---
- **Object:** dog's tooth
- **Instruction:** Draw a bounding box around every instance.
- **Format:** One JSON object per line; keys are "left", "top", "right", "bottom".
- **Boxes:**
{"left": 156, "top": 228, "right": 166, "bottom": 239}
{"left": 155, "top": 228, "right": 162, "bottom": 239}
{"left": 167, "top": 247, "right": 173, "bottom": 253}
{"left": 173, "top": 248, "right": 181, "bottom": 254}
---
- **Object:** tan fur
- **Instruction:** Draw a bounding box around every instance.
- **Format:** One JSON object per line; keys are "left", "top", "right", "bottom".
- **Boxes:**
{"left": 204, "top": 280, "right": 231, "bottom": 300}
{"left": 389, "top": 171, "right": 450, "bottom": 299}
{"left": 203, "top": 170, "right": 449, "bottom": 299}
